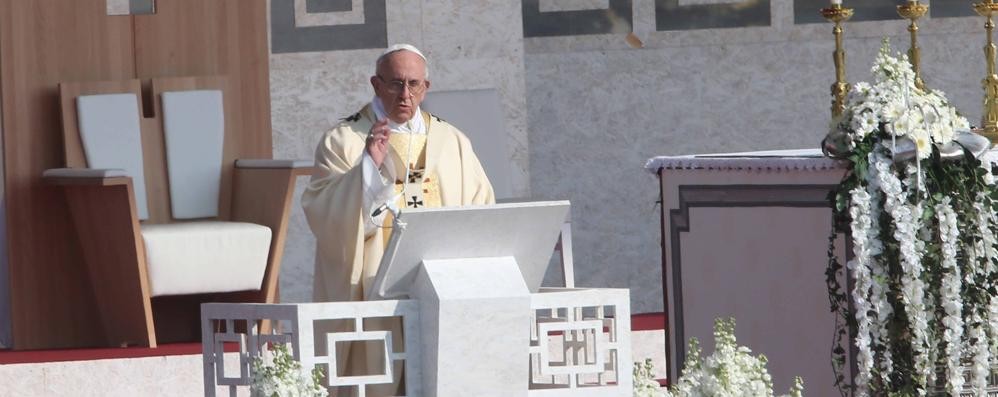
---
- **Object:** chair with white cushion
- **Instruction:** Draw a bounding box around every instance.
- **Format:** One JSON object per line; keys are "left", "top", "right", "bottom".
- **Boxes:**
{"left": 44, "top": 76, "right": 310, "bottom": 347}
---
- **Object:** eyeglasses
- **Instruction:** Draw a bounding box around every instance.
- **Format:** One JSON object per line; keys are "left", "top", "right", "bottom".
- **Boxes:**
{"left": 377, "top": 75, "right": 426, "bottom": 95}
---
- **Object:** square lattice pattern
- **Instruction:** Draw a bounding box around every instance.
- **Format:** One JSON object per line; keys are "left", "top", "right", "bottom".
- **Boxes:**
{"left": 201, "top": 301, "right": 422, "bottom": 397}
{"left": 528, "top": 288, "right": 632, "bottom": 395}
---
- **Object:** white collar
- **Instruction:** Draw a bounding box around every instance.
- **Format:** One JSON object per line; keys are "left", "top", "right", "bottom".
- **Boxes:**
{"left": 371, "top": 96, "right": 426, "bottom": 134}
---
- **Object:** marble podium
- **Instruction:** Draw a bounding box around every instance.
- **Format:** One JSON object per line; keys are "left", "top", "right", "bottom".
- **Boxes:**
{"left": 202, "top": 202, "right": 634, "bottom": 397}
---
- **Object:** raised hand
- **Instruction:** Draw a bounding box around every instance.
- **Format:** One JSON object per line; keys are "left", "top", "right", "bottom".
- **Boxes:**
{"left": 366, "top": 118, "right": 391, "bottom": 168}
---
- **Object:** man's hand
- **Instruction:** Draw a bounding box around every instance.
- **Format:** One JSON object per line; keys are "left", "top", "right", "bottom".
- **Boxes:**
{"left": 366, "top": 118, "right": 391, "bottom": 168}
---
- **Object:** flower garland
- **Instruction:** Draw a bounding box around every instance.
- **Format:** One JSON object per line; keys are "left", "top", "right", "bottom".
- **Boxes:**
{"left": 824, "top": 39, "right": 998, "bottom": 396}
{"left": 846, "top": 184, "right": 876, "bottom": 396}
{"left": 935, "top": 197, "right": 963, "bottom": 394}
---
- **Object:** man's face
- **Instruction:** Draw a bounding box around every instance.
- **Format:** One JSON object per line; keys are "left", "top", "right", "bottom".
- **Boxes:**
{"left": 371, "top": 51, "right": 430, "bottom": 124}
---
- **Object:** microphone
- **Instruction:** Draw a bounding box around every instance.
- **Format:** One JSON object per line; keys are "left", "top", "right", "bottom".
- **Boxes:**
{"left": 371, "top": 194, "right": 402, "bottom": 218}
{"left": 370, "top": 194, "right": 406, "bottom": 230}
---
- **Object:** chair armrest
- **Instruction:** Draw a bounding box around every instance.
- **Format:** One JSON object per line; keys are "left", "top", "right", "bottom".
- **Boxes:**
{"left": 235, "top": 159, "right": 314, "bottom": 177}
{"left": 235, "top": 159, "right": 312, "bottom": 169}
{"left": 42, "top": 168, "right": 131, "bottom": 186}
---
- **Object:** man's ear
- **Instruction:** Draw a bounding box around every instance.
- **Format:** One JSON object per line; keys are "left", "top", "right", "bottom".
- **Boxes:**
{"left": 370, "top": 75, "right": 379, "bottom": 91}
{"left": 424, "top": 80, "right": 431, "bottom": 91}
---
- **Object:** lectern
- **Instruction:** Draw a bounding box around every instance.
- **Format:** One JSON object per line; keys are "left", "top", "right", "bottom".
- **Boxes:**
{"left": 202, "top": 201, "right": 634, "bottom": 397}
{"left": 369, "top": 201, "right": 568, "bottom": 396}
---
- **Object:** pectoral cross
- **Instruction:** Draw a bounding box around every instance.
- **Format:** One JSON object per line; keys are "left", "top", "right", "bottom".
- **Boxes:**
{"left": 408, "top": 169, "right": 424, "bottom": 184}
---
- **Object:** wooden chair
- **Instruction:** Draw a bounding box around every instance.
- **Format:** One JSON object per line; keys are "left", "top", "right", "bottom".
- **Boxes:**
{"left": 44, "top": 76, "right": 311, "bottom": 347}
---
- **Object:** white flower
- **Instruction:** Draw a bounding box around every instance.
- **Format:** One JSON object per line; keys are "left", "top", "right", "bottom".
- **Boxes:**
{"left": 850, "top": 110, "right": 878, "bottom": 138}
{"left": 953, "top": 110, "right": 971, "bottom": 131}
{"left": 910, "top": 128, "right": 931, "bottom": 159}
{"left": 881, "top": 99, "right": 905, "bottom": 123}
{"left": 891, "top": 113, "right": 913, "bottom": 137}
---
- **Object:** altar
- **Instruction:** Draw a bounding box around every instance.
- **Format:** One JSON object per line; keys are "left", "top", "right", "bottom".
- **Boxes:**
{"left": 646, "top": 148, "right": 850, "bottom": 394}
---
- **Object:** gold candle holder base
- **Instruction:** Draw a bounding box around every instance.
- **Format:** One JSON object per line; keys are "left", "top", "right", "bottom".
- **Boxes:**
{"left": 898, "top": 0, "right": 929, "bottom": 91}
{"left": 975, "top": 1, "right": 998, "bottom": 143}
{"left": 821, "top": 5, "right": 854, "bottom": 118}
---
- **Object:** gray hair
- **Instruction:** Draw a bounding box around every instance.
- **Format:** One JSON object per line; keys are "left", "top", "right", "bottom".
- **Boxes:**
{"left": 375, "top": 43, "right": 429, "bottom": 79}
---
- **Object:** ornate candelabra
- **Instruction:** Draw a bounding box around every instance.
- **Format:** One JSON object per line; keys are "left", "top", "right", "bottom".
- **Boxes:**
{"left": 821, "top": 4, "right": 854, "bottom": 118}
{"left": 976, "top": 0, "right": 998, "bottom": 142}
{"left": 897, "top": 0, "right": 929, "bottom": 91}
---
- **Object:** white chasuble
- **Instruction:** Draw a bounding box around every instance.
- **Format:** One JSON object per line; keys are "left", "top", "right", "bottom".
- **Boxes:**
{"left": 302, "top": 105, "right": 494, "bottom": 394}
{"left": 303, "top": 104, "right": 494, "bottom": 303}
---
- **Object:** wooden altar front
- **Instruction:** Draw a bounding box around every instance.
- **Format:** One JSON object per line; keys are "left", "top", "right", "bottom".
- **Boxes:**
{"left": 647, "top": 149, "right": 850, "bottom": 394}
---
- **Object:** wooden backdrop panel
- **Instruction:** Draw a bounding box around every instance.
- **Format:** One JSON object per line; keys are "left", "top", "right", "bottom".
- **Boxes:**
{"left": 134, "top": 0, "right": 272, "bottom": 220}
{"left": 0, "top": 0, "right": 271, "bottom": 349}
{"left": 1, "top": 0, "right": 136, "bottom": 349}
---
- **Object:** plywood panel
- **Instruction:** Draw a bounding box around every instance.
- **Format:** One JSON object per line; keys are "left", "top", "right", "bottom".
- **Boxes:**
{"left": 62, "top": 179, "right": 155, "bottom": 347}
{"left": 1, "top": 0, "right": 271, "bottom": 349}
{"left": 134, "top": 0, "right": 272, "bottom": 221}
{"left": 1, "top": 0, "right": 136, "bottom": 349}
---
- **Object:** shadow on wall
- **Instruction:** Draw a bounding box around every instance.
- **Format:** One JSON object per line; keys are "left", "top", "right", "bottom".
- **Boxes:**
{"left": 422, "top": 89, "right": 513, "bottom": 201}
{"left": 0, "top": 199, "right": 9, "bottom": 349}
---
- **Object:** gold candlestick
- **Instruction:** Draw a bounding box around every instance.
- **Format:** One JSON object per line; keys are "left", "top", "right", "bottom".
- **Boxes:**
{"left": 897, "top": 0, "right": 929, "bottom": 91}
{"left": 821, "top": 4, "right": 854, "bottom": 118}
{"left": 976, "top": 0, "right": 998, "bottom": 142}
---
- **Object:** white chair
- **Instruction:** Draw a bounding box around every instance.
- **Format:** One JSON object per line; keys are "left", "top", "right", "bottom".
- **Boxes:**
{"left": 44, "top": 76, "right": 311, "bottom": 347}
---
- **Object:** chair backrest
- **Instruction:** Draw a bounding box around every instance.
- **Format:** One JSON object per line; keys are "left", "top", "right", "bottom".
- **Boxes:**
{"left": 160, "top": 90, "right": 224, "bottom": 219}
{"left": 75, "top": 92, "right": 150, "bottom": 220}
{"left": 59, "top": 76, "right": 235, "bottom": 224}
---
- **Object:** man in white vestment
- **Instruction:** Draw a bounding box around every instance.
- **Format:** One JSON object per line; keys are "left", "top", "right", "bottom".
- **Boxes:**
{"left": 301, "top": 44, "right": 495, "bottom": 394}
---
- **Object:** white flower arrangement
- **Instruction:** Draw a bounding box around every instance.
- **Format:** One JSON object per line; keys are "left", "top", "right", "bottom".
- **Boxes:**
{"left": 652, "top": 318, "right": 803, "bottom": 397}
{"left": 250, "top": 343, "right": 328, "bottom": 397}
{"left": 824, "top": 39, "right": 998, "bottom": 396}
{"left": 835, "top": 44, "right": 969, "bottom": 158}
{"left": 634, "top": 358, "right": 667, "bottom": 397}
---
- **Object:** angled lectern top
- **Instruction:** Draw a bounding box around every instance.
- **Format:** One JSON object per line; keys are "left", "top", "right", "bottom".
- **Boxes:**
{"left": 367, "top": 200, "right": 570, "bottom": 300}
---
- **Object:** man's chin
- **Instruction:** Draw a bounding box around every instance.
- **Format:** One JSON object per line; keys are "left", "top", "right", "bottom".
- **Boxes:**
{"left": 391, "top": 109, "right": 414, "bottom": 122}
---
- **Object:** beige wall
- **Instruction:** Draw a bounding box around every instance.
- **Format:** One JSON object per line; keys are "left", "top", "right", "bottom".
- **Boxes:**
{"left": 523, "top": 0, "right": 985, "bottom": 312}
{"left": 271, "top": 0, "right": 990, "bottom": 315}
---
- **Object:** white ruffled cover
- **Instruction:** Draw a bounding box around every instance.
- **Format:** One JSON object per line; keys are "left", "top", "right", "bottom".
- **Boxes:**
{"left": 644, "top": 148, "right": 844, "bottom": 173}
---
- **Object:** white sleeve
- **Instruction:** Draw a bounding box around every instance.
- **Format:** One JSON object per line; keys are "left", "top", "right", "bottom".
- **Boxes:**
{"left": 362, "top": 151, "right": 396, "bottom": 236}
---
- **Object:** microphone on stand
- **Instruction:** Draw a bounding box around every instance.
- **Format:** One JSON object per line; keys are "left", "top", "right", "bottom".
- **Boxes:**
{"left": 371, "top": 195, "right": 402, "bottom": 218}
